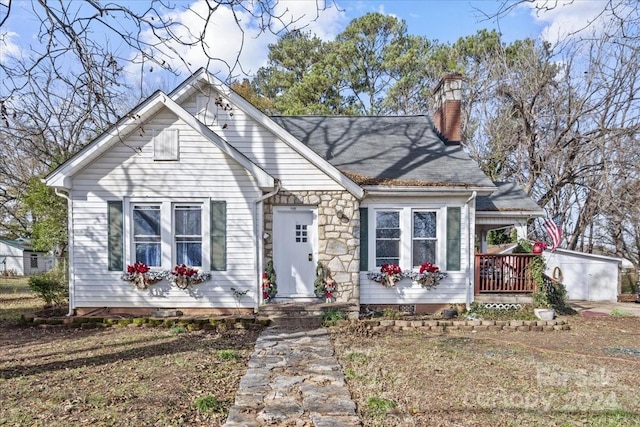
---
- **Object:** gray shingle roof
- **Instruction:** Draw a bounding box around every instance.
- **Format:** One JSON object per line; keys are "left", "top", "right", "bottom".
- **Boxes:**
{"left": 476, "top": 181, "right": 543, "bottom": 213}
{"left": 271, "top": 115, "right": 496, "bottom": 189}
{"left": 0, "top": 238, "right": 34, "bottom": 251}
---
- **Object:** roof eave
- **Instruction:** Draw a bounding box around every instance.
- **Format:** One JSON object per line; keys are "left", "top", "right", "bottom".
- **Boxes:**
{"left": 363, "top": 185, "right": 495, "bottom": 197}
{"left": 44, "top": 91, "right": 167, "bottom": 189}
{"left": 476, "top": 209, "right": 545, "bottom": 218}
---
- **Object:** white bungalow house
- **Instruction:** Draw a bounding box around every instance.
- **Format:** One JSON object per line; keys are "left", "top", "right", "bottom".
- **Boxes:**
{"left": 44, "top": 70, "right": 543, "bottom": 316}
{"left": 0, "top": 238, "right": 54, "bottom": 276}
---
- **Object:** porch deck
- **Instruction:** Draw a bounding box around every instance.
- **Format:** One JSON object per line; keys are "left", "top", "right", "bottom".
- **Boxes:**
{"left": 474, "top": 253, "right": 537, "bottom": 302}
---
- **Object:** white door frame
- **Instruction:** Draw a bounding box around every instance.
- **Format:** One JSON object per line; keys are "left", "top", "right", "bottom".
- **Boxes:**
{"left": 272, "top": 206, "right": 318, "bottom": 300}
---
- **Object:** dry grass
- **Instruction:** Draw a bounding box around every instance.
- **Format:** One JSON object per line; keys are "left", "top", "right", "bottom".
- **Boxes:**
{"left": 0, "top": 279, "right": 260, "bottom": 426}
{"left": 4, "top": 278, "right": 640, "bottom": 426}
{"left": 0, "top": 276, "right": 41, "bottom": 324}
{"left": 332, "top": 317, "right": 640, "bottom": 427}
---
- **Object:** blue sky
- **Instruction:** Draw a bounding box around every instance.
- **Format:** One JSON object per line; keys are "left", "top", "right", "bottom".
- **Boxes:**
{"left": 0, "top": 0, "right": 609, "bottom": 86}
{"left": 325, "top": 0, "right": 543, "bottom": 43}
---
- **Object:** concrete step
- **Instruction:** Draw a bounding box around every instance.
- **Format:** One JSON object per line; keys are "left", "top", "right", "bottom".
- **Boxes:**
{"left": 268, "top": 315, "right": 324, "bottom": 330}
{"left": 258, "top": 302, "right": 359, "bottom": 324}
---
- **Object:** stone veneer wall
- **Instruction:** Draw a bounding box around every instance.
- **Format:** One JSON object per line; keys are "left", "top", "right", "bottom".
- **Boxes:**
{"left": 264, "top": 190, "right": 360, "bottom": 305}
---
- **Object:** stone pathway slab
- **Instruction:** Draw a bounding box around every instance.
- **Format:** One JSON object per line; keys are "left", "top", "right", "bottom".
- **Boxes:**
{"left": 224, "top": 327, "right": 361, "bottom": 426}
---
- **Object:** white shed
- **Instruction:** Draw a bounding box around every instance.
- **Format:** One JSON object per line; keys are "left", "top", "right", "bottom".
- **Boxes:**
{"left": 0, "top": 238, "right": 54, "bottom": 276}
{"left": 543, "top": 248, "right": 621, "bottom": 302}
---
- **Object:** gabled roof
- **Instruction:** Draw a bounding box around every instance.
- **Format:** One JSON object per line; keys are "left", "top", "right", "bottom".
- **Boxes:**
{"left": 271, "top": 115, "right": 496, "bottom": 193}
{"left": 46, "top": 69, "right": 364, "bottom": 198}
{"left": 168, "top": 69, "right": 364, "bottom": 198}
{"left": 476, "top": 181, "right": 544, "bottom": 216}
{"left": 45, "top": 90, "right": 275, "bottom": 190}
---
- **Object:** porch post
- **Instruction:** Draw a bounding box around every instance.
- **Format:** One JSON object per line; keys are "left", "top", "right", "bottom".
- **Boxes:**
{"left": 479, "top": 229, "right": 488, "bottom": 253}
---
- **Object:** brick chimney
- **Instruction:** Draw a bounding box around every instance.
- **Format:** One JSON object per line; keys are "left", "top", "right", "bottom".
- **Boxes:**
{"left": 432, "top": 74, "right": 462, "bottom": 144}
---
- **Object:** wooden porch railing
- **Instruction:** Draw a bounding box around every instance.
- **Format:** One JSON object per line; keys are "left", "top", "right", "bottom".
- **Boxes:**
{"left": 475, "top": 254, "right": 537, "bottom": 294}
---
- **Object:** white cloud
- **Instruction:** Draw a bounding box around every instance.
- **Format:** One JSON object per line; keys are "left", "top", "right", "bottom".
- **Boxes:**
{"left": 0, "top": 31, "right": 21, "bottom": 64}
{"left": 528, "top": 0, "right": 611, "bottom": 44}
{"left": 125, "top": 0, "right": 346, "bottom": 87}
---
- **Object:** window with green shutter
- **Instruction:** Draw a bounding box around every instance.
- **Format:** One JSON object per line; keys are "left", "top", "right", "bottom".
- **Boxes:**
{"left": 108, "top": 201, "right": 123, "bottom": 271}
{"left": 446, "top": 207, "right": 461, "bottom": 271}
{"left": 359, "top": 207, "right": 368, "bottom": 271}
{"left": 210, "top": 200, "right": 226, "bottom": 271}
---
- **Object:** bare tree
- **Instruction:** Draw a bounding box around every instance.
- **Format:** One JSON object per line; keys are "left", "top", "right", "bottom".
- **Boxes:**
{"left": 460, "top": 18, "right": 640, "bottom": 264}
{"left": 0, "top": 0, "right": 331, "bottom": 242}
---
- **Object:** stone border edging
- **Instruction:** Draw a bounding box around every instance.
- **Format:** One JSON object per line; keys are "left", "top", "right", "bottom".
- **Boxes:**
{"left": 22, "top": 315, "right": 271, "bottom": 330}
{"left": 330, "top": 318, "right": 570, "bottom": 332}
{"left": 22, "top": 315, "right": 570, "bottom": 332}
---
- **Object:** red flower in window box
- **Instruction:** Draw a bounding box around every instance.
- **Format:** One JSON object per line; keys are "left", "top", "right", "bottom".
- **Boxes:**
{"left": 127, "top": 262, "right": 150, "bottom": 275}
{"left": 419, "top": 262, "right": 440, "bottom": 274}
{"left": 407, "top": 262, "right": 447, "bottom": 289}
{"left": 122, "top": 262, "right": 163, "bottom": 289}
{"left": 366, "top": 263, "right": 403, "bottom": 287}
{"left": 170, "top": 264, "right": 210, "bottom": 289}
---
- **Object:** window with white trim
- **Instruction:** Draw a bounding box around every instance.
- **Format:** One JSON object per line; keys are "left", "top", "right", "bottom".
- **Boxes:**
{"left": 412, "top": 211, "right": 437, "bottom": 266}
{"left": 174, "top": 205, "right": 202, "bottom": 267}
{"left": 109, "top": 200, "right": 227, "bottom": 272}
{"left": 375, "top": 210, "right": 400, "bottom": 267}
{"left": 363, "top": 206, "right": 462, "bottom": 273}
{"left": 133, "top": 204, "right": 162, "bottom": 266}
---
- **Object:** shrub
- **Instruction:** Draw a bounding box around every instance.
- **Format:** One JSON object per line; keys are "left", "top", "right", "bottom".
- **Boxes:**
{"left": 28, "top": 269, "right": 68, "bottom": 305}
{"left": 382, "top": 308, "right": 403, "bottom": 319}
{"left": 512, "top": 239, "right": 532, "bottom": 253}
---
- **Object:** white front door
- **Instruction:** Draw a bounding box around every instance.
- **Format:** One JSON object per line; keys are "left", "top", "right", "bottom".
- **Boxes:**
{"left": 273, "top": 207, "right": 317, "bottom": 298}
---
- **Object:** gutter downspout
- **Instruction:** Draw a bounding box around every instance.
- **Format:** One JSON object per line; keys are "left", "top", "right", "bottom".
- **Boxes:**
{"left": 254, "top": 181, "right": 280, "bottom": 313}
{"left": 53, "top": 188, "right": 74, "bottom": 316}
{"left": 465, "top": 191, "right": 477, "bottom": 311}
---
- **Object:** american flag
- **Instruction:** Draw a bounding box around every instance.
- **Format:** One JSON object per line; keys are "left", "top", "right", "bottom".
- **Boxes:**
{"left": 544, "top": 215, "right": 562, "bottom": 251}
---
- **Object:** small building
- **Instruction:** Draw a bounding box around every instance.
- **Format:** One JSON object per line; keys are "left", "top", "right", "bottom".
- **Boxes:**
{"left": 0, "top": 238, "right": 54, "bottom": 276}
{"left": 543, "top": 248, "right": 622, "bottom": 302}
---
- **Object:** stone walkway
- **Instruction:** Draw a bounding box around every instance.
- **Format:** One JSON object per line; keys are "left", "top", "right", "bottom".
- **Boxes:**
{"left": 224, "top": 327, "right": 361, "bottom": 426}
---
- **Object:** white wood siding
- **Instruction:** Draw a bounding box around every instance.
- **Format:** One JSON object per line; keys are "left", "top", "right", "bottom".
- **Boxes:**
{"left": 188, "top": 92, "right": 344, "bottom": 191}
{"left": 359, "top": 196, "right": 474, "bottom": 305}
{"left": 70, "top": 108, "right": 262, "bottom": 309}
{"left": 542, "top": 250, "right": 620, "bottom": 302}
{"left": 0, "top": 243, "right": 25, "bottom": 275}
